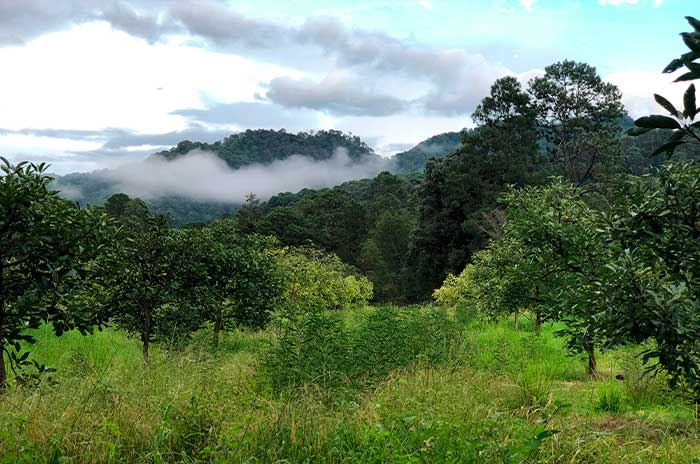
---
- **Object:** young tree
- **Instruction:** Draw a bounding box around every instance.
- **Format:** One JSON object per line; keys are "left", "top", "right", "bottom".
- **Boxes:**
{"left": 182, "top": 220, "right": 287, "bottom": 339}
{"left": 0, "top": 159, "right": 113, "bottom": 389}
{"left": 101, "top": 202, "right": 198, "bottom": 361}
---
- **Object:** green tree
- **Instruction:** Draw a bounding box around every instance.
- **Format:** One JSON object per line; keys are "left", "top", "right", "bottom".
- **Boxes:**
{"left": 0, "top": 159, "right": 113, "bottom": 389}
{"left": 183, "top": 220, "right": 287, "bottom": 336}
{"left": 408, "top": 77, "right": 540, "bottom": 300}
{"left": 529, "top": 60, "right": 625, "bottom": 184}
{"left": 359, "top": 210, "right": 414, "bottom": 302}
{"left": 277, "top": 247, "right": 373, "bottom": 321}
{"left": 101, "top": 204, "right": 198, "bottom": 361}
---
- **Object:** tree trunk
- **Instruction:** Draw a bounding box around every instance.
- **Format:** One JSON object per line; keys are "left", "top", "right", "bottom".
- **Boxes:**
{"left": 213, "top": 310, "right": 222, "bottom": 347}
{"left": 142, "top": 307, "right": 151, "bottom": 363}
{"left": 0, "top": 264, "right": 6, "bottom": 392}
{"left": 535, "top": 310, "right": 542, "bottom": 336}
{"left": 514, "top": 309, "right": 519, "bottom": 331}
{"left": 586, "top": 343, "right": 597, "bottom": 378}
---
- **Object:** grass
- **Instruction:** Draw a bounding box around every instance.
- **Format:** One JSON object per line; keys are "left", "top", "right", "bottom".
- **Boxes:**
{"left": 1, "top": 307, "right": 700, "bottom": 463}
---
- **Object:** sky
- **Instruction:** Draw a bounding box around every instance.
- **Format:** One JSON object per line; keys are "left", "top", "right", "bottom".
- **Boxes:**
{"left": 0, "top": 0, "right": 694, "bottom": 174}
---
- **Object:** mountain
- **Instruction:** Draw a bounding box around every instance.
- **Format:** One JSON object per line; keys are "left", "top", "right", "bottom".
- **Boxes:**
{"left": 52, "top": 129, "right": 383, "bottom": 224}
{"left": 390, "top": 132, "right": 464, "bottom": 174}
{"left": 153, "top": 129, "right": 377, "bottom": 168}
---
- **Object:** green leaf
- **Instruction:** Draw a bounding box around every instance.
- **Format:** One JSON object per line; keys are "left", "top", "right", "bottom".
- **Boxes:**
{"left": 682, "top": 33, "right": 700, "bottom": 53}
{"left": 675, "top": 71, "right": 700, "bottom": 83}
{"left": 687, "top": 16, "right": 700, "bottom": 32}
{"left": 635, "top": 115, "right": 681, "bottom": 130}
{"left": 684, "top": 84, "right": 697, "bottom": 118}
{"left": 664, "top": 58, "right": 685, "bottom": 74}
{"left": 654, "top": 94, "right": 679, "bottom": 116}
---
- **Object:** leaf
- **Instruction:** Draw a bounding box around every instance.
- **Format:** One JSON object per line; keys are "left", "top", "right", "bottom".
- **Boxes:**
{"left": 675, "top": 72, "right": 700, "bottom": 83}
{"left": 664, "top": 58, "right": 685, "bottom": 74}
{"left": 654, "top": 94, "right": 679, "bottom": 116}
{"left": 635, "top": 115, "right": 681, "bottom": 130}
{"left": 685, "top": 84, "right": 697, "bottom": 118}
{"left": 651, "top": 140, "right": 685, "bottom": 157}
{"left": 687, "top": 16, "right": 700, "bottom": 32}
{"left": 682, "top": 33, "right": 700, "bottom": 53}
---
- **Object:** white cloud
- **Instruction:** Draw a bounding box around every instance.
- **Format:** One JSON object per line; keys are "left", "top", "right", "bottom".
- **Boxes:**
{"left": 598, "top": 0, "right": 662, "bottom": 6}
{"left": 519, "top": 0, "right": 536, "bottom": 12}
{"left": 605, "top": 69, "right": 685, "bottom": 118}
{"left": 417, "top": 0, "right": 433, "bottom": 9}
{"left": 0, "top": 22, "right": 299, "bottom": 133}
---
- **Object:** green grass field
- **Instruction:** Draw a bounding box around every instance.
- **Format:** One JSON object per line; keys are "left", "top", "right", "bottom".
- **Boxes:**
{"left": 1, "top": 307, "right": 699, "bottom": 463}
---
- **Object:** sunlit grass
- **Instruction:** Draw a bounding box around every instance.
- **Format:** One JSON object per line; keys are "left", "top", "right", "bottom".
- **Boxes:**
{"left": 1, "top": 308, "right": 699, "bottom": 463}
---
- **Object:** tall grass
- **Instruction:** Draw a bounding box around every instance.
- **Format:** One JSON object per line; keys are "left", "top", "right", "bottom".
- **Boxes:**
{"left": 1, "top": 308, "right": 700, "bottom": 463}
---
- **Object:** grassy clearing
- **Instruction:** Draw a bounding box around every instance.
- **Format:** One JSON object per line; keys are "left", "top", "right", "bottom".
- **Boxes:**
{"left": 1, "top": 307, "right": 699, "bottom": 463}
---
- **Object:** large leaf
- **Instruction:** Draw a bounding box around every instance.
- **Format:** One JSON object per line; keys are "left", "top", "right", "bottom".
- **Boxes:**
{"left": 654, "top": 94, "right": 679, "bottom": 116}
{"left": 684, "top": 84, "right": 697, "bottom": 118}
{"left": 682, "top": 33, "right": 700, "bottom": 53}
{"left": 635, "top": 115, "right": 681, "bottom": 130}
{"left": 665, "top": 51, "right": 700, "bottom": 73}
{"left": 687, "top": 16, "right": 700, "bottom": 32}
{"left": 675, "top": 71, "right": 700, "bottom": 82}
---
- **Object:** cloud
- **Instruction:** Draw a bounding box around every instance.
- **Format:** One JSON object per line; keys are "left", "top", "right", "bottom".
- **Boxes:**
{"left": 0, "top": 0, "right": 515, "bottom": 117}
{"left": 266, "top": 73, "right": 408, "bottom": 116}
{"left": 519, "top": 0, "right": 536, "bottom": 12}
{"left": 72, "top": 148, "right": 388, "bottom": 203}
{"left": 171, "top": 102, "right": 321, "bottom": 130}
{"left": 605, "top": 69, "right": 685, "bottom": 118}
{"left": 597, "top": 0, "right": 662, "bottom": 6}
{"left": 417, "top": 0, "right": 433, "bottom": 10}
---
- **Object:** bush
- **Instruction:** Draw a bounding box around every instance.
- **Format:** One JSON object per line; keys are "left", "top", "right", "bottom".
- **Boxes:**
{"left": 264, "top": 306, "right": 462, "bottom": 393}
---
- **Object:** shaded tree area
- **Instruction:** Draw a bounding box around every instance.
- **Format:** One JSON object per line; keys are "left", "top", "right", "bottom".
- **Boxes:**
{"left": 236, "top": 171, "right": 420, "bottom": 303}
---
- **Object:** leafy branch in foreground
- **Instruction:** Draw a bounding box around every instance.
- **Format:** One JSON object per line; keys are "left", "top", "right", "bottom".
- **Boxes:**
{"left": 628, "top": 16, "right": 700, "bottom": 156}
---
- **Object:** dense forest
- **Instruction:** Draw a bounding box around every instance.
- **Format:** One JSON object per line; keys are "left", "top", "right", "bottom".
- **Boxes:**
{"left": 5, "top": 14, "right": 700, "bottom": 464}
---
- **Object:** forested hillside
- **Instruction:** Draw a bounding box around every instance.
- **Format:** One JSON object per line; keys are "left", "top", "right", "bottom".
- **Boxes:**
{"left": 153, "top": 129, "right": 377, "bottom": 168}
{"left": 389, "top": 131, "right": 463, "bottom": 173}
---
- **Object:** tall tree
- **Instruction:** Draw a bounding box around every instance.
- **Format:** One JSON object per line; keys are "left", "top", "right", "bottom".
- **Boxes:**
{"left": 529, "top": 60, "right": 625, "bottom": 184}
{"left": 408, "top": 77, "right": 539, "bottom": 299}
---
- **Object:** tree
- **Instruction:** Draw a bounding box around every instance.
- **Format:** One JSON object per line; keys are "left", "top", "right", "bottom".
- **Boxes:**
{"left": 359, "top": 210, "right": 415, "bottom": 302}
{"left": 408, "top": 77, "right": 541, "bottom": 300}
{"left": 0, "top": 159, "right": 113, "bottom": 389}
{"left": 529, "top": 60, "right": 625, "bottom": 185}
{"left": 235, "top": 193, "right": 263, "bottom": 234}
{"left": 277, "top": 247, "right": 373, "bottom": 321}
{"left": 183, "top": 220, "right": 287, "bottom": 336}
{"left": 595, "top": 163, "right": 700, "bottom": 394}
{"left": 101, "top": 203, "right": 198, "bottom": 361}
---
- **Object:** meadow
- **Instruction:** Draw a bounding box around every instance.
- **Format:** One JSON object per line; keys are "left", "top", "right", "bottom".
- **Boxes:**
{"left": 2, "top": 306, "right": 699, "bottom": 463}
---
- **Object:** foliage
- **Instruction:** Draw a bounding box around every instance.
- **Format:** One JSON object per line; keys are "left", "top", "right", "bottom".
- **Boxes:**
{"left": 529, "top": 60, "right": 625, "bottom": 184}
{"left": 265, "top": 305, "right": 461, "bottom": 393}
{"left": 390, "top": 131, "right": 463, "bottom": 174}
{"left": 176, "top": 219, "right": 287, "bottom": 334}
{"left": 409, "top": 64, "right": 623, "bottom": 300}
{"left": 99, "top": 200, "right": 200, "bottom": 360}
{"left": 627, "top": 17, "right": 700, "bottom": 157}
{"left": 276, "top": 247, "right": 373, "bottom": 321}
{"left": 0, "top": 158, "right": 113, "bottom": 388}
